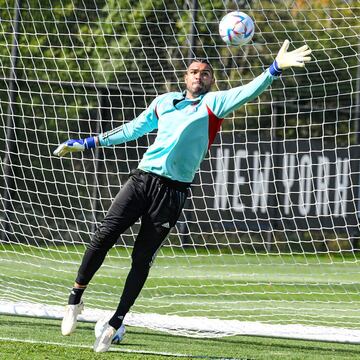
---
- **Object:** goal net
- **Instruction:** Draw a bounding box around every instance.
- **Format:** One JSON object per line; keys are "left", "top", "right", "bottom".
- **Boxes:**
{"left": 1, "top": 0, "right": 360, "bottom": 342}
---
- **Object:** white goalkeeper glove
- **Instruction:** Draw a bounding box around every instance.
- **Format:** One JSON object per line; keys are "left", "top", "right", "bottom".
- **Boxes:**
{"left": 269, "top": 39, "right": 312, "bottom": 76}
{"left": 53, "top": 137, "right": 97, "bottom": 157}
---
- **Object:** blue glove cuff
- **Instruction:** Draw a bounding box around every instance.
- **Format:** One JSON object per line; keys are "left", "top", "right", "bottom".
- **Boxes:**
{"left": 84, "top": 136, "right": 96, "bottom": 149}
{"left": 269, "top": 60, "right": 282, "bottom": 77}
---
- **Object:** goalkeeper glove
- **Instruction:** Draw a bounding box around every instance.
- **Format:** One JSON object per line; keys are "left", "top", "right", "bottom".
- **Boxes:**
{"left": 53, "top": 137, "right": 97, "bottom": 157}
{"left": 269, "top": 39, "right": 312, "bottom": 76}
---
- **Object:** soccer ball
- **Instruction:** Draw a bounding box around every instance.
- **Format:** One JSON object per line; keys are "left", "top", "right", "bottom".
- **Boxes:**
{"left": 219, "top": 11, "right": 255, "bottom": 46}
{"left": 111, "top": 325, "right": 126, "bottom": 345}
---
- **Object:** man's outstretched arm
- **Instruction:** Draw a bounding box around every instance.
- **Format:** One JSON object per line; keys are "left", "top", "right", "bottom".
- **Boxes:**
{"left": 207, "top": 40, "right": 312, "bottom": 119}
{"left": 53, "top": 97, "right": 160, "bottom": 157}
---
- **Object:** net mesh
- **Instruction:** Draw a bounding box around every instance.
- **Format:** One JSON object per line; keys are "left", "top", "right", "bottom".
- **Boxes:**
{"left": 0, "top": 0, "right": 360, "bottom": 340}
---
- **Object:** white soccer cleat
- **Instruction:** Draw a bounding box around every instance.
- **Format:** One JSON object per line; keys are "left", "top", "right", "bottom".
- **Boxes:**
{"left": 94, "top": 318, "right": 126, "bottom": 352}
{"left": 93, "top": 322, "right": 115, "bottom": 352}
{"left": 61, "top": 301, "right": 84, "bottom": 336}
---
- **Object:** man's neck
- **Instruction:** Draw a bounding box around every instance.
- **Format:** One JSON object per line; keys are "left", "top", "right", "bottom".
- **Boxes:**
{"left": 186, "top": 91, "right": 205, "bottom": 99}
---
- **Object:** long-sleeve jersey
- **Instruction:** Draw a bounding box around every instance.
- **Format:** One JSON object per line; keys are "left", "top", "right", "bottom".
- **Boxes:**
{"left": 99, "top": 68, "right": 277, "bottom": 183}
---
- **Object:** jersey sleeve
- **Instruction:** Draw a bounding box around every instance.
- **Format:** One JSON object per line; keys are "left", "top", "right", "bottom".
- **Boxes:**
{"left": 205, "top": 68, "right": 276, "bottom": 119}
{"left": 98, "top": 97, "right": 159, "bottom": 147}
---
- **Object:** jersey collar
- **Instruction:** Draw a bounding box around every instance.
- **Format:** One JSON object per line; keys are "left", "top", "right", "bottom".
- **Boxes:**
{"left": 173, "top": 91, "right": 205, "bottom": 107}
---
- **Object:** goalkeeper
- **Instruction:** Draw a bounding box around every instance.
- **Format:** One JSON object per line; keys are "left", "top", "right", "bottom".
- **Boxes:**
{"left": 54, "top": 40, "right": 311, "bottom": 352}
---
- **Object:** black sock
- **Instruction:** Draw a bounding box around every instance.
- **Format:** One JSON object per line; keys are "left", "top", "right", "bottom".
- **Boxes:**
{"left": 68, "top": 287, "right": 86, "bottom": 305}
{"left": 108, "top": 263, "right": 150, "bottom": 329}
{"left": 109, "top": 310, "right": 125, "bottom": 330}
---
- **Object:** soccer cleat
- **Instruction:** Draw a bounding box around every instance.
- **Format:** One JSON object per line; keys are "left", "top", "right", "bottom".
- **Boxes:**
{"left": 61, "top": 301, "right": 84, "bottom": 336}
{"left": 93, "top": 318, "right": 126, "bottom": 352}
{"left": 93, "top": 321, "right": 116, "bottom": 352}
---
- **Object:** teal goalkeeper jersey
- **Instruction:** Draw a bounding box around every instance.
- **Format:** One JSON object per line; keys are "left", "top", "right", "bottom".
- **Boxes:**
{"left": 99, "top": 68, "right": 276, "bottom": 183}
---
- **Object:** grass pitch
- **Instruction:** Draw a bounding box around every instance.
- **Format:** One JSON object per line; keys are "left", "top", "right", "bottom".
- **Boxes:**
{"left": 1, "top": 244, "right": 360, "bottom": 358}
{"left": 1, "top": 314, "right": 360, "bottom": 359}
{"left": 1, "top": 244, "right": 360, "bottom": 328}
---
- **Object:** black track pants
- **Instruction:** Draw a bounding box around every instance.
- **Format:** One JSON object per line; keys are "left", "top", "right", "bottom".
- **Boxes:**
{"left": 75, "top": 169, "right": 188, "bottom": 313}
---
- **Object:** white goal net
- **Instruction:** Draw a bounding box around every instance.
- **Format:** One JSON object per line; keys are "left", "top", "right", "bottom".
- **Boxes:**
{"left": 1, "top": 0, "right": 360, "bottom": 342}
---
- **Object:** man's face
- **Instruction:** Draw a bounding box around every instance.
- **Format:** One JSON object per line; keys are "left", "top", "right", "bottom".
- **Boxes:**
{"left": 184, "top": 61, "right": 214, "bottom": 99}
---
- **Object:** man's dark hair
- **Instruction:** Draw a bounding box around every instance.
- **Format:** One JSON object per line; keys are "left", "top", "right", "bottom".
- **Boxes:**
{"left": 189, "top": 58, "right": 214, "bottom": 74}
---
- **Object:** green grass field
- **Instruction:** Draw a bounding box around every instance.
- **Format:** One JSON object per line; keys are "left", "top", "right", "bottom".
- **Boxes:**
{"left": 1, "top": 244, "right": 360, "bottom": 327}
{"left": 1, "top": 314, "right": 360, "bottom": 359}
{"left": 1, "top": 244, "right": 360, "bottom": 358}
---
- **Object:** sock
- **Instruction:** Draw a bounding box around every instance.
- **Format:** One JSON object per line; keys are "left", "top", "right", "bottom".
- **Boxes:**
{"left": 109, "top": 310, "right": 125, "bottom": 330}
{"left": 108, "top": 263, "right": 150, "bottom": 329}
{"left": 68, "top": 287, "right": 86, "bottom": 305}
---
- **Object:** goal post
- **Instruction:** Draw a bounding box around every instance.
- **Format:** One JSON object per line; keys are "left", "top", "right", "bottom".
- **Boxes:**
{"left": 1, "top": 0, "right": 360, "bottom": 342}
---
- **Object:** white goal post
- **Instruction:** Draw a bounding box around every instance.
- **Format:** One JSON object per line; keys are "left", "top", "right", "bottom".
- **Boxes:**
{"left": 1, "top": 0, "right": 360, "bottom": 343}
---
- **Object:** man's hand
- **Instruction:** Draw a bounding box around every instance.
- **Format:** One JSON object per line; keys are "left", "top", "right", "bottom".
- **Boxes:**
{"left": 53, "top": 137, "right": 96, "bottom": 157}
{"left": 275, "top": 39, "right": 312, "bottom": 70}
